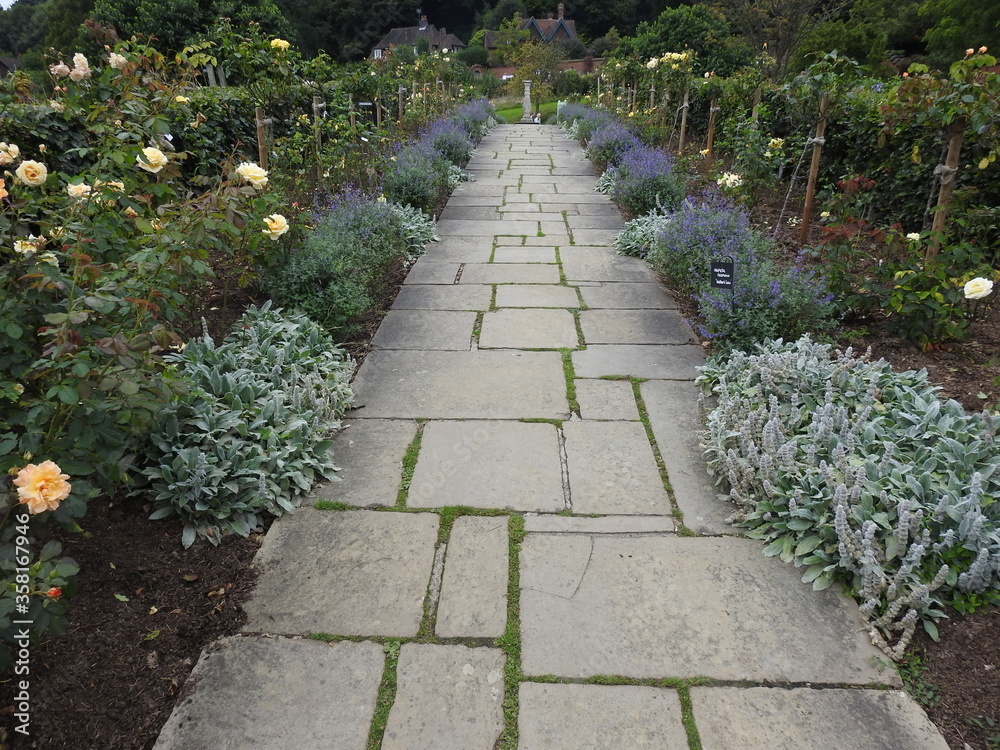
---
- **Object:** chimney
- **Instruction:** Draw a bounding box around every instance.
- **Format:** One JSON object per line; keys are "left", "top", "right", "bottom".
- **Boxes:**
{"left": 419, "top": 15, "right": 428, "bottom": 29}
{"left": 558, "top": 3, "right": 565, "bottom": 19}
{"left": 547, "top": 11, "right": 553, "bottom": 19}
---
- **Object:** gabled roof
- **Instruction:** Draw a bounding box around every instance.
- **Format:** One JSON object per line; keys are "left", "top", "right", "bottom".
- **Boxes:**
{"left": 372, "top": 21, "right": 466, "bottom": 54}
{"left": 0, "top": 57, "right": 20, "bottom": 77}
{"left": 523, "top": 17, "right": 576, "bottom": 43}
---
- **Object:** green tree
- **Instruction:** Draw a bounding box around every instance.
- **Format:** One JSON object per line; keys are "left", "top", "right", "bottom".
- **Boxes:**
{"left": 0, "top": 0, "right": 49, "bottom": 56}
{"left": 920, "top": 0, "right": 1000, "bottom": 68}
{"left": 617, "top": 4, "right": 753, "bottom": 76}
{"left": 89, "top": 0, "right": 292, "bottom": 54}
{"left": 273, "top": 0, "right": 419, "bottom": 61}
{"left": 507, "top": 39, "right": 562, "bottom": 110}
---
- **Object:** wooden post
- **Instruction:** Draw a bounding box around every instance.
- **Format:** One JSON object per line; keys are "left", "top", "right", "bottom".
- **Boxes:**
{"left": 751, "top": 84, "right": 762, "bottom": 122}
{"left": 678, "top": 87, "right": 690, "bottom": 155}
{"left": 649, "top": 80, "right": 656, "bottom": 109}
{"left": 799, "top": 92, "right": 830, "bottom": 244}
{"left": 254, "top": 106, "right": 268, "bottom": 169}
{"left": 597, "top": 75, "right": 602, "bottom": 107}
{"left": 349, "top": 94, "right": 356, "bottom": 129}
{"left": 312, "top": 96, "right": 324, "bottom": 181}
{"left": 706, "top": 96, "right": 718, "bottom": 167}
{"left": 204, "top": 65, "right": 217, "bottom": 86}
{"left": 398, "top": 84, "right": 406, "bottom": 123}
{"left": 376, "top": 99, "right": 382, "bottom": 128}
{"left": 927, "top": 122, "right": 965, "bottom": 261}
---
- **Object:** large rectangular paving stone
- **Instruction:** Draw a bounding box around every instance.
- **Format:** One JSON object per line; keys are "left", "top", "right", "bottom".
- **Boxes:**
{"left": 641, "top": 380, "right": 736, "bottom": 535}
{"left": 690, "top": 687, "right": 948, "bottom": 750}
{"left": 436, "top": 219, "right": 538, "bottom": 236}
{"left": 492, "top": 247, "right": 556, "bottom": 263}
{"left": 495, "top": 284, "right": 581, "bottom": 308}
{"left": 479, "top": 308, "right": 579, "bottom": 349}
{"left": 436, "top": 516, "right": 509, "bottom": 637}
{"left": 308, "top": 419, "right": 416, "bottom": 507}
{"left": 520, "top": 535, "right": 896, "bottom": 684}
{"left": 564, "top": 421, "right": 671, "bottom": 515}
{"left": 155, "top": 638, "right": 383, "bottom": 750}
{"left": 243, "top": 509, "right": 438, "bottom": 636}
{"left": 402, "top": 261, "right": 461, "bottom": 284}
{"left": 580, "top": 309, "right": 697, "bottom": 345}
{"left": 382, "top": 644, "right": 505, "bottom": 750}
{"left": 371, "top": 310, "right": 474, "bottom": 350}
{"left": 519, "top": 682, "right": 688, "bottom": 750}
{"left": 460, "top": 263, "right": 561, "bottom": 284}
{"left": 579, "top": 282, "right": 677, "bottom": 309}
{"left": 573, "top": 345, "right": 705, "bottom": 379}
{"left": 391, "top": 284, "right": 492, "bottom": 311}
{"left": 409, "top": 420, "right": 564, "bottom": 511}
{"left": 561, "top": 247, "right": 657, "bottom": 283}
{"left": 351, "top": 350, "right": 568, "bottom": 419}
{"left": 523, "top": 515, "right": 674, "bottom": 534}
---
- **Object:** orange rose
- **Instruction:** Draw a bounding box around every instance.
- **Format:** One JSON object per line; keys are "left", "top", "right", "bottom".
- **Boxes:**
{"left": 13, "top": 461, "right": 71, "bottom": 514}
{"left": 46, "top": 587, "right": 62, "bottom": 599}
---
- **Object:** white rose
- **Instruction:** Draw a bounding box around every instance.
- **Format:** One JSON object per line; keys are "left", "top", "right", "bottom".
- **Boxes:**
{"left": 236, "top": 162, "right": 269, "bottom": 188}
{"left": 964, "top": 277, "right": 994, "bottom": 300}
{"left": 906, "top": 232, "right": 921, "bottom": 242}
{"left": 262, "top": 214, "right": 289, "bottom": 239}
{"left": 109, "top": 53, "right": 127, "bottom": 69}
{"left": 49, "top": 100, "right": 66, "bottom": 112}
{"left": 66, "top": 182, "right": 92, "bottom": 200}
{"left": 15, "top": 160, "right": 48, "bottom": 187}
{"left": 50, "top": 62, "right": 71, "bottom": 77}
{"left": 69, "top": 67, "right": 90, "bottom": 82}
{"left": 136, "top": 147, "right": 168, "bottom": 173}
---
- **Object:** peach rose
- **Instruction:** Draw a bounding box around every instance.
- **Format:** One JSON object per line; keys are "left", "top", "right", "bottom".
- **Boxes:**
{"left": 13, "top": 461, "right": 71, "bottom": 514}
{"left": 262, "top": 214, "right": 289, "bottom": 239}
{"left": 15, "top": 160, "right": 48, "bottom": 186}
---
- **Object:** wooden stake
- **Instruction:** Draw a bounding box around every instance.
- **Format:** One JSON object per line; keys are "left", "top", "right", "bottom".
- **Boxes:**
{"left": 349, "top": 94, "right": 356, "bottom": 129}
{"left": 312, "top": 96, "right": 324, "bottom": 181}
{"left": 678, "top": 88, "right": 690, "bottom": 155}
{"left": 398, "top": 85, "right": 406, "bottom": 123}
{"left": 927, "top": 122, "right": 965, "bottom": 261}
{"left": 706, "top": 96, "right": 718, "bottom": 167}
{"left": 751, "top": 84, "right": 762, "bottom": 122}
{"left": 254, "top": 106, "right": 268, "bottom": 169}
{"left": 799, "top": 92, "right": 829, "bottom": 244}
{"left": 649, "top": 80, "right": 656, "bottom": 109}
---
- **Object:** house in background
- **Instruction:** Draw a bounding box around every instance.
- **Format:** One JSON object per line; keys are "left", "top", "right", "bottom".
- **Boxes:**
{"left": 0, "top": 57, "right": 20, "bottom": 77}
{"left": 371, "top": 16, "right": 466, "bottom": 59}
{"left": 484, "top": 4, "right": 578, "bottom": 50}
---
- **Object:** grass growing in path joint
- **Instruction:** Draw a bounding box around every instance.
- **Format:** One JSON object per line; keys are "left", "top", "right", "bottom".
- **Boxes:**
{"left": 367, "top": 640, "right": 402, "bottom": 750}
{"left": 561, "top": 349, "right": 580, "bottom": 416}
{"left": 396, "top": 422, "right": 426, "bottom": 507}
{"left": 496, "top": 514, "right": 525, "bottom": 750}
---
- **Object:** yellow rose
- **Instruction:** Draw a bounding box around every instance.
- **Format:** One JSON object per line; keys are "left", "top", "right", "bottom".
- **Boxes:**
{"left": 964, "top": 277, "right": 994, "bottom": 300}
{"left": 271, "top": 38, "right": 290, "bottom": 51}
{"left": 14, "top": 460, "right": 71, "bottom": 514}
{"left": 175, "top": 95, "right": 189, "bottom": 103}
{"left": 136, "top": 147, "right": 168, "bottom": 173}
{"left": 15, "top": 160, "right": 48, "bottom": 186}
{"left": 262, "top": 214, "right": 289, "bottom": 239}
{"left": 66, "top": 182, "right": 92, "bottom": 200}
{"left": 37, "top": 252, "right": 59, "bottom": 266}
{"left": 124, "top": 206, "right": 138, "bottom": 218}
{"left": 236, "top": 161, "right": 269, "bottom": 188}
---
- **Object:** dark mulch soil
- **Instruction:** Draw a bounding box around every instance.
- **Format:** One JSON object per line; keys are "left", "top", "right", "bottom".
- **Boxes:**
{"left": 0, "top": 498, "right": 266, "bottom": 750}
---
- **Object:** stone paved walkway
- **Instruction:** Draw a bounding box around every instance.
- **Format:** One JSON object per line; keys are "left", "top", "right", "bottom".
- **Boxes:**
{"left": 155, "top": 125, "right": 950, "bottom": 750}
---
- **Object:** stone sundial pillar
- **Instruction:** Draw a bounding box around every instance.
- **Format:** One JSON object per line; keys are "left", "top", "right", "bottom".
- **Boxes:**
{"left": 520, "top": 80, "right": 533, "bottom": 123}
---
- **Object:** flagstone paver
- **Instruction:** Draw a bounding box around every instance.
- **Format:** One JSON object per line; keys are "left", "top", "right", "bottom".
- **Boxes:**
{"left": 408, "top": 420, "right": 564, "bottom": 511}
{"left": 494, "top": 283, "right": 581, "bottom": 308}
{"left": 154, "top": 637, "right": 383, "bottom": 750}
{"left": 371, "top": 309, "right": 474, "bottom": 350}
{"left": 518, "top": 683, "right": 689, "bottom": 750}
{"left": 390, "top": 283, "right": 492, "bottom": 310}
{"left": 382, "top": 644, "right": 505, "bottom": 750}
{"left": 479, "top": 308, "right": 579, "bottom": 349}
{"left": 519, "top": 534, "right": 895, "bottom": 684}
{"left": 435, "top": 516, "right": 509, "bottom": 637}
{"left": 580, "top": 309, "right": 697, "bottom": 345}
{"left": 690, "top": 687, "right": 950, "bottom": 750}
{"left": 351, "top": 350, "right": 568, "bottom": 419}
{"left": 243, "top": 509, "right": 437, "bottom": 636}
{"left": 563, "top": 421, "right": 672, "bottom": 515}
{"left": 573, "top": 343, "right": 706, "bottom": 379}
{"left": 578, "top": 281, "right": 678, "bottom": 309}
{"left": 573, "top": 378, "right": 641, "bottom": 421}
{"left": 641, "top": 379, "right": 737, "bottom": 535}
{"left": 307, "top": 419, "right": 416, "bottom": 507}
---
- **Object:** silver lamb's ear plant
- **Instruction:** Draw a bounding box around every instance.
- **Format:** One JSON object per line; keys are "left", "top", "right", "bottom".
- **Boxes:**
{"left": 697, "top": 335, "right": 1000, "bottom": 659}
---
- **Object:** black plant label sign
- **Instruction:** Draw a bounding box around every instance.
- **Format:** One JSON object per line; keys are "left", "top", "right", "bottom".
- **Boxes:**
{"left": 710, "top": 257, "right": 734, "bottom": 290}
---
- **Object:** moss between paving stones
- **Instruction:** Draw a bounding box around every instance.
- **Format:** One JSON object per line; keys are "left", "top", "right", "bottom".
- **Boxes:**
{"left": 396, "top": 423, "right": 426, "bottom": 507}
{"left": 561, "top": 349, "right": 580, "bottom": 416}
{"left": 496, "top": 513, "right": 525, "bottom": 750}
